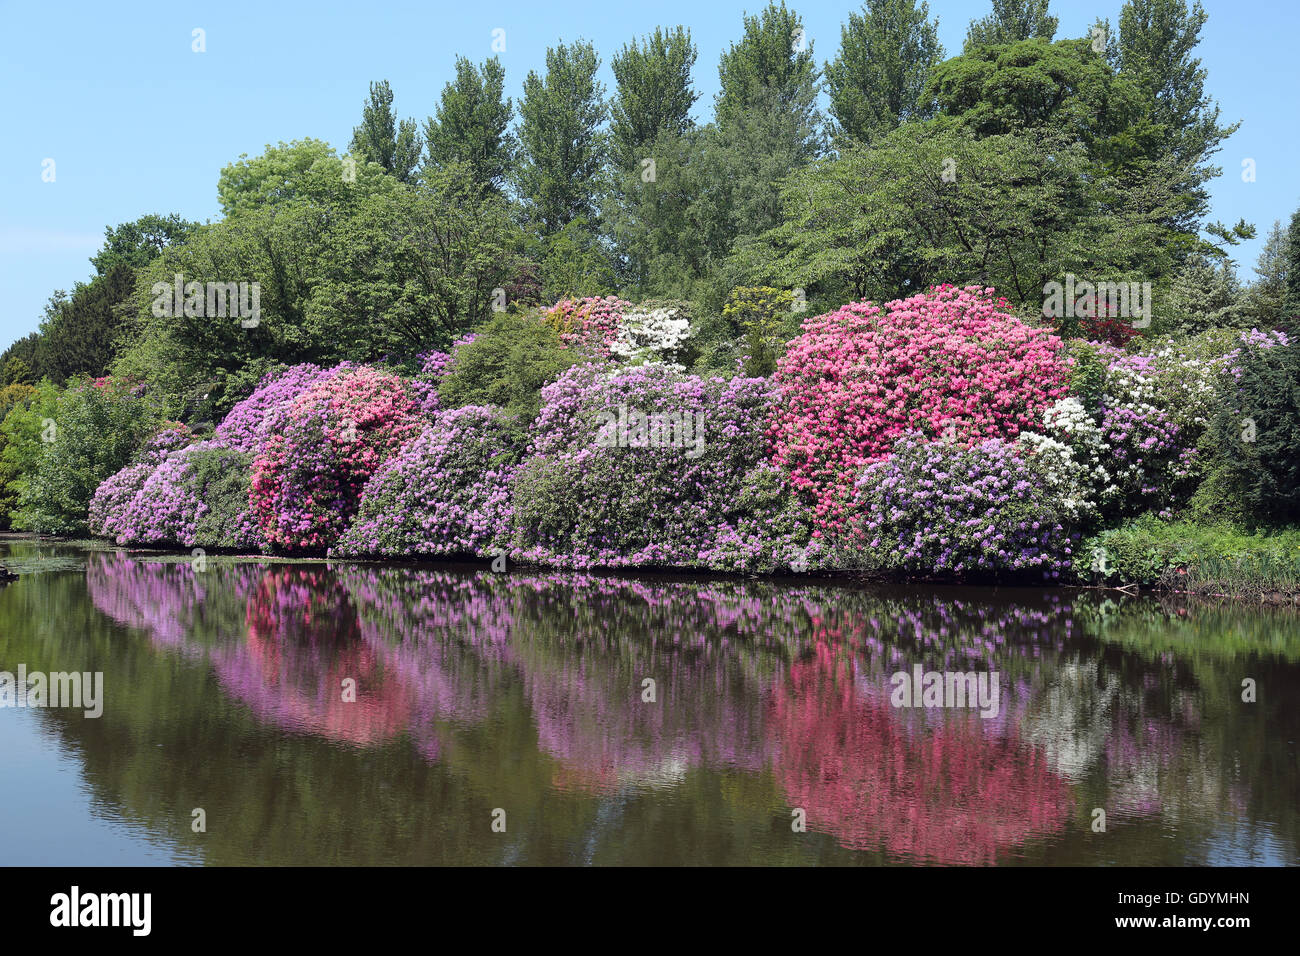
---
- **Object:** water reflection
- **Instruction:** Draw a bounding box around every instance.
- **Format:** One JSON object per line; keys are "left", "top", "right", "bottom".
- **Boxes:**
{"left": 2, "top": 546, "right": 1294, "bottom": 865}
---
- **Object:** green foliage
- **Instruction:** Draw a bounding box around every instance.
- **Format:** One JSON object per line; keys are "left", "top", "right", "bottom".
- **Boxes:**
{"left": 716, "top": 1, "right": 820, "bottom": 134}
{"left": 189, "top": 445, "right": 257, "bottom": 549}
{"left": 423, "top": 56, "right": 515, "bottom": 193}
{"left": 10, "top": 379, "right": 158, "bottom": 534}
{"left": 825, "top": 0, "right": 943, "bottom": 143}
{"left": 540, "top": 218, "right": 615, "bottom": 302}
{"left": 1162, "top": 254, "right": 1246, "bottom": 333}
{"left": 514, "top": 40, "right": 608, "bottom": 236}
{"left": 89, "top": 213, "right": 199, "bottom": 277}
{"left": 609, "top": 27, "right": 698, "bottom": 170}
{"left": 722, "top": 286, "right": 795, "bottom": 376}
{"left": 27, "top": 263, "right": 137, "bottom": 384}
{"left": 1083, "top": 515, "right": 1300, "bottom": 597}
{"left": 964, "top": 0, "right": 1058, "bottom": 49}
{"left": 0, "top": 382, "right": 54, "bottom": 529}
{"left": 436, "top": 312, "right": 585, "bottom": 430}
{"left": 1066, "top": 341, "right": 1108, "bottom": 416}
{"left": 349, "top": 80, "right": 422, "bottom": 184}
{"left": 1241, "top": 219, "right": 1290, "bottom": 328}
{"left": 1284, "top": 207, "right": 1300, "bottom": 326}
{"left": 736, "top": 118, "right": 1168, "bottom": 307}
{"left": 118, "top": 147, "right": 515, "bottom": 418}
{"left": 1207, "top": 340, "right": 1300, "bottom": 524}
{"left": 1117, "top": 0, "right": 1241, "bottom": 255}
{"left": 216, "top": 139, "right": 341, "bottom": 217}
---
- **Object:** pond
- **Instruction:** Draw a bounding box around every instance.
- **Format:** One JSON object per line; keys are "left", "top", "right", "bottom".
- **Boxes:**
{"left": 1, "top": 538, "right": 1296, "bottom": 866}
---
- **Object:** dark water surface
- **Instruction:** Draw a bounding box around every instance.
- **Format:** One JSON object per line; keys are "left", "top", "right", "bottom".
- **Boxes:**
{"left": 1, "top": 538, "right": 1296, "bottom": 866}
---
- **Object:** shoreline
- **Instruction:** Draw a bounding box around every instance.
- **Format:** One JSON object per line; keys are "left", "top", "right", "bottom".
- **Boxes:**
{"left": 5, "top": 532, "right": 1297, "bottom": 606}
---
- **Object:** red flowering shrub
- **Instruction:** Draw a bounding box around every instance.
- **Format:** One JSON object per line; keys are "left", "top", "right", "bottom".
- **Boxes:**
{"left": 250, "top": 365, "right": 422, "bottom": 550}
{"left": 770, "top": 285, "right": 1069, "bottom": 532}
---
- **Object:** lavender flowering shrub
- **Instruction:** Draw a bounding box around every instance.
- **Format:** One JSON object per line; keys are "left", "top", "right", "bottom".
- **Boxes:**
{"left": 87, "top": 462, "right": 155, "bottom": 540}
{"left": 107, "top": 441, "right": 262, "bottom": 548}
{"left": 333, "top": 405, "right": 520, "bottom": 558}
{"left": 213, "top": 363, "right": 333, "bottom": 453}
{"left": 510, "top": 363, "right": 817, "bottom": 572}
{"left": 848, "top": 435, "right": 1077, "bottom": 580}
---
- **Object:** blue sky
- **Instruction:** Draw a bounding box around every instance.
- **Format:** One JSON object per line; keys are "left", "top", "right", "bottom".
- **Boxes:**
{"left": 1, "top": 0, "right": 1295, "bottom": 349}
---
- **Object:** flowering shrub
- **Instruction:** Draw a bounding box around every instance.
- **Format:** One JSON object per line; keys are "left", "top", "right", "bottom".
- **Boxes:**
{"left": 608, "top": 306, "right": 692, "bottom": 367}
{"left": 334, "top": 405, "right": 520, "bottom": 558}
{"left": 116, "top": 443, "right": 207, "bottom": 544}
{"left": 87, "top": 462, "right": 155, "bottom": 540}
{"left": 511, "top": 363, "right": 800, "bottom": 570}
{"left": 1017, "top": 398, "right": 1113, "bottom": 524}
{"left": 250, "top": 365, "right": 422, "bottom": 551}
{"left": 214, "top": 364, "right": 332, "bottom": 453}
{"left": 542, "top": 296, "right": 630, "bottom": 355}
{"left": 1096, "top": 402, "right": 1196, "bottom": 517}
{"left": 849, "top": 436, "right": 1076, "bottom": 579}
{"left": 771, "top": 285, "right": 1069, "bottom": 532}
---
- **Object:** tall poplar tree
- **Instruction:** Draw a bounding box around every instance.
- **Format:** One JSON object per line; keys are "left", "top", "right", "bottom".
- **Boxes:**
{"left": 514, "top": 40, "right": 607, "bottom": 236}
{"left": 424, "top": 56, "right": 515, "bottom": 193}
{"left": 825, "top": 0, "right": 943, "bottom": 143}
{"left": 350, "top": 80, "right": 422, "bottom": 184}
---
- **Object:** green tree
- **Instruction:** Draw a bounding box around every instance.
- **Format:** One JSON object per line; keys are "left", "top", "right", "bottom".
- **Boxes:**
{"left": 964, "top": 0, "right": 1058, "bottom": 49}
{"left": 11, "top": 378, "right": 157, "bottom": 534}
{"left": 423, "top": 56, "right": 515, "bottom": 193}
{"left": 514, "top": 40, "right": 607, "bottom": 236}
{"left": 715, "top": 1, "right": 822, "bottom": 159}
{"left": 217, "top": 139, "right": 341, "bottom": 216}
{"left": 1284, "top": 208, "right": 1300, "bottom": 326}
{"left": 349, "top": 80, "right": 422, "bottom": 184}
{"left": 825, "top": 0, "right": 943, "bottom": 144}
{"left": 1163, "top": 254, "right": 1245, "bottom": 333}
{"left": 1242, "top": 220, "right": 1289, "bottom": 328}
{"left": 609, "top": 27, "right": 698, "bottom": 171}
{"left": 29, "top": 263, "right": 138, "bottom": 384}
{"left": 1118, "top": 0, "right": 1235, "bottom": 171}
{"left": 734, "top": 118, "right": 1175, "bottom": 307}
{"left": 89, "top": 214, "right": 199, "bottom": 277}
{"left": 1117, "top": 0, "right": 1243, "bottom": 258}
{"left": 0, "top": 380, "right": 59, "bottom": 529}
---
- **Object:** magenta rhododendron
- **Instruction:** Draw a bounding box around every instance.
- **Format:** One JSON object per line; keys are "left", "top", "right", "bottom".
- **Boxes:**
{"left": 770, "top": 285, "right": 1069, "bottom": 531}
{"left": 250, "top": 365, "right": 422, "bottom": 550}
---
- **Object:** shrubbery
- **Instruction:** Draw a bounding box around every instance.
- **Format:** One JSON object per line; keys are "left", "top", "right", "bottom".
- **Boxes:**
{"left": 12, "top": 377, "right": 158, "bottom": 534}
{"left": 250, "top": 365, "right": 421, "bottom": 550}
{"left": 847, "top": 436, "right": 1077, "bottom": 579}
{"left": 335, "top": 405, "right": 520, "bottom": 558}
{"left": 771, "top": 285, "right": 1069, "bottom": 531}
{"left": 510, "top": 362, "right": 804, "bottom": 571}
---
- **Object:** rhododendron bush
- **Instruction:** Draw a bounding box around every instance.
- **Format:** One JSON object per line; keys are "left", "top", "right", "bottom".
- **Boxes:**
{"left": 334, "top": 405, "right": 520, "bottom": 558}
{"left": 542, "top": 296, "right": 630, "bottom": 355}
{"left": 771, "top": 286, "right": 1069, "bottom": 531}
{"left": 511, "top": 363, "right": 817, "bottom": 572}
{"left": 213, "top": 363, "right": 333, "bottom": 453}
{"left": 850, "top": 436, "right": 1077, "bottom": 578}
{"left": 250, "top": 365, "right": 422, "bottom": 550}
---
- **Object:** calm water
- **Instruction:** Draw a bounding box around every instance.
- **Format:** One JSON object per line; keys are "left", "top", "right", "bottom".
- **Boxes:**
{"left": 0, "top": 538, "right": 1296, "bottom": 866}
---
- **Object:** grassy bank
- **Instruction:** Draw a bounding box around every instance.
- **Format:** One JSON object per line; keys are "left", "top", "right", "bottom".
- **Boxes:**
{"left": 1083, "top": 517, "right": 1300, "bottom": 600}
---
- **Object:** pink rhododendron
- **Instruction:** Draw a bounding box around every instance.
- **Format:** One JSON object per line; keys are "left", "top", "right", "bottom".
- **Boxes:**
{"left": 250, "top": 365, "right": 422, "bottom": 551}
{"left": 542, "top": 296, "right": 630, "bottom": 356}
{"left": 770, "top": 285, "right": 1069, "bottom": 532}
